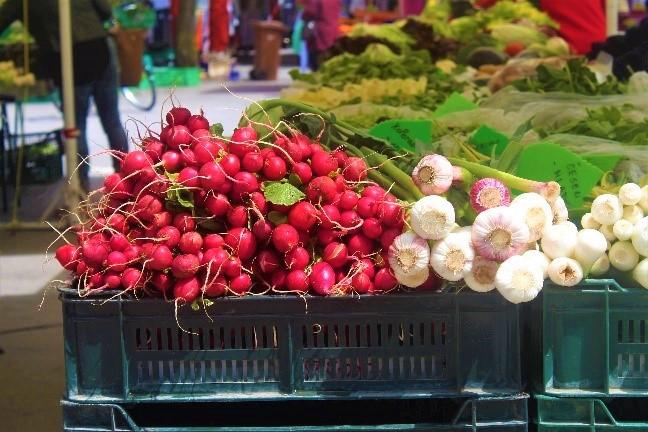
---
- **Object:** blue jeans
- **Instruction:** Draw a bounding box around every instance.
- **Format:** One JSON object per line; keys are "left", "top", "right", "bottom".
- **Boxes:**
{"left": 75, "top": 39, "right": 129, "bottom": 179}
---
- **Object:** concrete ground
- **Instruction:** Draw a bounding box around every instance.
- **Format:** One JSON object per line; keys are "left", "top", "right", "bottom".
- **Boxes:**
{"left": 0, "top": 68, "right": 286, "bottom": 430}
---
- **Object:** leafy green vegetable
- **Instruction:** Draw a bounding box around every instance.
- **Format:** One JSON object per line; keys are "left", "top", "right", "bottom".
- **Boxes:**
{"left": 263, "top": 181, "right": 305, "bottom": 206}
{"left": 511, "top": 58, "right": 626, "bottom": 95}
{"left": 209, "top": 123, "right": 224, "bottom": 137}
{"left": 165, "top": 172, "right": 194, "bottom": 210}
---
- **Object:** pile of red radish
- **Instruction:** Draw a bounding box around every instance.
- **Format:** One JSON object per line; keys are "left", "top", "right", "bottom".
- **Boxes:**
{"left": 55, "top": 107, "right": 409, "bottom": 304}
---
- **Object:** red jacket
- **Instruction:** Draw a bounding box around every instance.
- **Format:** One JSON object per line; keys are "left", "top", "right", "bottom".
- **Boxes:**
{"left": 303, "top": 0, "right": 341, "bottom": 52}
{"left": 540, "top": 0, "right": 607, "bottom": 54}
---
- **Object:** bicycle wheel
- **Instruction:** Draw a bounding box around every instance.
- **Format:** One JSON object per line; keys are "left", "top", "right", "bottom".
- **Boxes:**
{"left": 120, "top": 67, "right": 156, "bottom": 111}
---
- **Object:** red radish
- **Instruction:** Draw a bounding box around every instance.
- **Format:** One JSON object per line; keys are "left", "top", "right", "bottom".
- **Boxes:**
{"left": 162, "top": 151, "right": 183, "bottom": 173}
{"left": 231, "top": 172, "right": 259, "bottom": 199}
{"left": 105, "top": 272, "right": 122, "bottom": 290}
{"left": 110, "top": 233, "right": 130, "bottom": 252}
{"left": 323, "top": 242, "right": 348, "bottom": 268}
{"left": 87, "top": 272, "right": 104, "bottom": 289}
{"left": 340, "top": 210, "right": 361, "bottom": 231}
{"left": 123, "top": 244, "right": 143, "bottom": 262}
{"left": 151, "top": 211, "right": 172, "bottom": 230}
{"left": 418, "top": 273, "right": 443, "bottom": 292}
{"left": 242, "top": 152, "right": 264, "bottom": 173}
{"left": 286, "top": 269, "right": 309, "bottom": 293}
{"left": 172, "top": 254, "right": 200, "bottom": 278}
{"left": 173, "top": 212, "right": 195, "bottom": 233}
{"left": 143, "top": 138, "right": 165, "bottom": 162}
{"left": 253, "top": 219, "right": 273, "bottom": 242}
{"left": 178, "top": 167, "right": 200, "bottom": 188}
{"left": 257, "top": 250, "right": 281, "bottom": 274}
{"left": 276, "top": 136, "right": 302, "bottom": 163}
{"left": 305, "top": 176, "right": 337, "bottom": 203}
{"left": 220, "top": 154, "right": 241, "bottom": 176}
{"left": 260, "top": 148, "right": 275, "bottom": 159}
{"left": 272, "top": 224, "right": 299, "bottom": 253}
{"left": 193, "top": 141, "right": 219, "bottom": 165}
{"left": 166, "top": 107, "right": 191, "bottom": 125}
{"left": 173, "top": 276, "right": 200, "bottom": 303}
{"left": 356, "top": 258, "right": 376, "bottom": 278}
{"left": 106, "top": 251, "right": 127, "bottom": 272}
{"left": 362, "top": 185, "right": 386, "bottom": 200}
{"left": 263, "top": 156, "right": 287, "bottom": 181}
{"left": 380, "top": 228, "right": 401, "bottom": 249}
{"left": 288, "top": 201, "right": 318, "bottom": 231}
{"left": 167, "top": 125, "right": 192, "bottom": 150}
{"left": 191, "top": 128, "right": 210, "bottom": 143}
{"left": 201, "top": 247, "right": 229, "bottom": 271}
{"left": 199, "top": 162, "right": 226, "bottom": 190}
{"left": 103, "top": 173, "right": 132, "bottom": 200}
{"left": 55, "top": 244, "right": 80, "bottom": 270}
{"left": 122, "top": 268, "right": 144, "bottom": 290}
{"left": 320, "top": 204, "right": 341, "bottom": 229}
{"left": 204, "top": 275, "right": 227, "bottom": 297}
{"left": 310, "top": 262, "right": 336, "bottom": 296}
{"left": 317, "top": 228, "right": 339, "bottom": 245}
{"left": 311, "top": 151, "right": 338, "bottom": 176}
{"left": 351, "top": 272, "right": 372, "bottom": 294}
{"left": 146, "top": 244, "right": 174, "bottom": 270}
{"left": 224, "top": 227, "right": 256, "bottom": 261}
{"left": 204, "top": 193, "right": 230, "bottom": 217}
{"left": 223, "top": 256, "right": 242, "bottom": 278}
{"left": 309, "top": 143, "right": 323, "bottom": 155}
{"left": 75, "top": 261, "right": 91, "bottom": 276}
{"left": 338, "top": 191, "right": 359, "bottom": 210}
{"left": 377, "top": 202, "right": 403, "bottom": 227}
{"left": 180, "top": 148, "right": 197, "bottom": 166}
{"left": 284, "top": 246, "right": 310, "bottom": 270}
{"left": 151, "top": 272, "right": 172, "bottom": 293}
{"left": 362, "top": 218, "right": 383, "bottom": 239}
{"left": 157, "top": 226, "right": 181, "bottom": 248}
{"left": 133, "top": 194, "right": 163, "bottom": 221}
{"left": 217, "top": 180, "right": 233, "bottom": 195}
{"left": 343, "top": 157, "right": 368, "bottom": 182}
{"left": 179, "top": 231, "right": 203, "bottom": 254}
{"left": 229, "top": 126, "right": 258, "bottom": 158}
{"left": 334, "top": 174, "right": 347, "bottom": 192}
{"left": 270, "top": 268, "right": 287, "bottom": 288}
{"left": 127, "top": 228, "right": 144, "bottom": 243}
{"left": 82, "top": 239, "right": 110, "bottom": 266}
{"left": 332, "top": 149, "right": 349, "bottom": 168}
{"left": 137, "top": 167, "right": 157, "bottom": 183}
{"left": 292, "top": 162, "right": 312, "bottom": 185}
{"left": 292, "top": 134, "right": 312, "bottom": 157}
{"left": 230, "top": 274, "right": 252, "bottom": 295}
{"left": 249, "top": 192, "right": 268, "bottom": 214}
{"left": 186, "top": 114, "right": 209, "bottom": 132}
{"left": 227, "top": 205, "right": 248, "bottom": 227}
{"left": 122, "top": 151, "right": 152, "bottom": 176}
{"left": 204, "top": 234, "right": 224, "bottom": 249}
{"left": 271, "top": 203, "right": 291, "bottom": 214}
{"left": 374, "top": 268, "right": 398, "bottom": 292}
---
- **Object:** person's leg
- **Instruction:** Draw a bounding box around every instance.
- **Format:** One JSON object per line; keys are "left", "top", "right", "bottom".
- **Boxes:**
{"left": 73, "top": 83, "right": 93, "bottom": 187}
{"left": 93, "top": 38, "right": 129, "bottom": 172}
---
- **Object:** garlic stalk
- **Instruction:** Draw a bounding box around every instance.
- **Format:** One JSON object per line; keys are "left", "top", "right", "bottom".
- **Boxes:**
{"left": 430, "top": 233, "right": 475, "bottom": 281}
{"left": 410, "top": 195, "right": 455, "bottom": 240}
{"left": 471, "top": 206, "right": 530, "bottom": 261}
{"left": 495, "top": 255, "right": 544, "bottom": 304}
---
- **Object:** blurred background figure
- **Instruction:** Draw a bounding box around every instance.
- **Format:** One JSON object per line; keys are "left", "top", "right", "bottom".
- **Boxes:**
{"left": 540, "top": 0, "right": 607, "bottom": 55}
{"left": 0, "top": 0, "right": 129, "bottom": 187}
{"left": 301, "top": 0, "right": 342, "bottom": 70}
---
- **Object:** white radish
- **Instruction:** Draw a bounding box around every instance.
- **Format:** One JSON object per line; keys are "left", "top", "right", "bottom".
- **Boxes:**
{"left": 495, "top": 255, "right": 544, "bottom": 304}
{"left": 548, "top": 257, "right": 584, "bottom": 287}
{"left": 608, "top": 241, "right": 640, "bottom": 272}
{"left": 591, "top": 194, "right": 623, "bottom": 225}
{"left": 619, "top": 183, "right": 642, "bottom": 205}
{"left": 632, "top": 217, "right": 648, "bottom": 257}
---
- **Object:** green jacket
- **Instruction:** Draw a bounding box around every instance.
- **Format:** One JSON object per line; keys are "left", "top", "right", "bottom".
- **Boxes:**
{"left": 0, "top": 0, "right": 111, "bottom": 53}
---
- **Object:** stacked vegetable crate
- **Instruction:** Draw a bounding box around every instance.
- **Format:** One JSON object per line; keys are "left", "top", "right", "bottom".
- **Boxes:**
{"left": 531, "top": 279, "right": 648, "bottom": 431}
{"left": 60, "top": 288, "right": 528, "bottom": 431}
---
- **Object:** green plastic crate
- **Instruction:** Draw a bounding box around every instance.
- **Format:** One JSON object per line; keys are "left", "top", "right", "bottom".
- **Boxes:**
{"left": 61, "top": 289, "right": 521, "bottom": 403}
{"left": 542, "top": 279, "right": 648, "bottom": 397}
{"left": 536, "top": 395, "right": 648, "bottom": 431}
{"left": 61, "top": 395, "right": 529, "bottom": 431}
{"left": 137, "top": 67, "right": 201, "bottom": 89}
